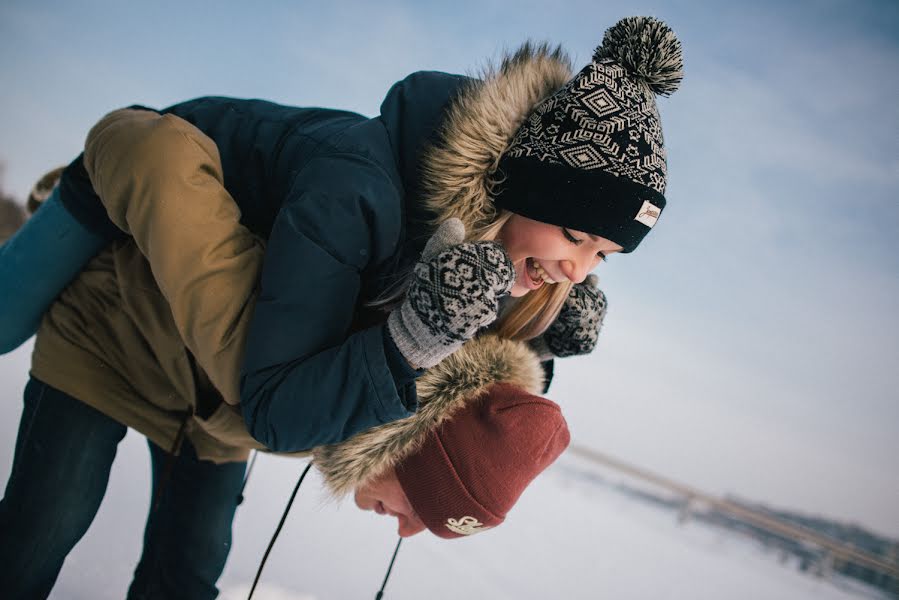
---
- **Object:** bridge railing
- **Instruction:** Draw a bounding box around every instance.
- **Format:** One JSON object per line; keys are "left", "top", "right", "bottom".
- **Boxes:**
{"left": 567, "top": 443, "right": 899, "bottom": 584}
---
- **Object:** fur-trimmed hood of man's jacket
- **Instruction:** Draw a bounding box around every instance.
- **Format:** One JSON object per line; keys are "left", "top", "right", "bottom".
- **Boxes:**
{"left": 23, "top": 42, "right": 574, "bottom": 475}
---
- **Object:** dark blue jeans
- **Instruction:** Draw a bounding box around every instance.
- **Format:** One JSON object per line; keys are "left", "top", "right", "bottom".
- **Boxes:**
{"left": 0, "top": 378, "right": 247, "bottom": 600}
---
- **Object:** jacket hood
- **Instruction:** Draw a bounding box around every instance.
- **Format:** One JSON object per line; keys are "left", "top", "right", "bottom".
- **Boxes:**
{"left": 421, "top": 43, "right": 572, "bottom": 236}
{"left": 380, "top": 43, "right": 573, "bottom": 239}
{"left": 313, "top": 44, "right": 574, "bottom": 496}
{"left": 312, "top": 334, "right": 545, "bottom": 496}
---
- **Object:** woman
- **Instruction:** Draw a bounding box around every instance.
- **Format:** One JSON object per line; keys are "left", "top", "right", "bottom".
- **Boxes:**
{"left": 0, "top": 16, "right": 683, "bottom": 599}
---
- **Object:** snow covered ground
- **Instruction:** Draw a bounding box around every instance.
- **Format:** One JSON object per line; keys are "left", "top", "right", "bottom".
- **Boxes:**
{"left": 0, "top": 342, "right": 889, "bottom": 600}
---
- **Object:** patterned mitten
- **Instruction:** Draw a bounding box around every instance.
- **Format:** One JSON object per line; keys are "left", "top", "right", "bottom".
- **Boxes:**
{"left": 531, "top": 274, "right": 607, "bottom": 360}
{"left": 388, "top": 218, "right": 516, "bottom": 369}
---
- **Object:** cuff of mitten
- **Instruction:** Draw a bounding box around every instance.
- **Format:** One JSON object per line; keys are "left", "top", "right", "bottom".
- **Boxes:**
{"left": 541, "top": 359, "right": 555, "bottom": 394}
{"left": 387, "top": 304, "right": 460, "bottom": 370}
{"left": 382, "top": 325, "right": 424, "bottom": 410}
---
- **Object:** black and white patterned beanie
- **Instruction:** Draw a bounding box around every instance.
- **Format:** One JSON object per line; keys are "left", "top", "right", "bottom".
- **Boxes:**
{"left": 493, "top": 16, "right": 684, "bottom": 253}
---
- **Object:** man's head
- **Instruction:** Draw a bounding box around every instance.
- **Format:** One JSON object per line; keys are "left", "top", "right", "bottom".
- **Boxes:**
{"left": 354, "top": 382, "right": 569, "bottom": 539}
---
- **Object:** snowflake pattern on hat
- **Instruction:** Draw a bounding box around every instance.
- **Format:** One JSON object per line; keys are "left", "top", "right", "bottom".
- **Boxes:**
{"left": 504, "top": 58, "right": 668, "bottom": 195}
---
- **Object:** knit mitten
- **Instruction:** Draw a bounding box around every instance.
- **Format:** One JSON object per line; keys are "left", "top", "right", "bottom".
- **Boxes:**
{"left": 388, "top": 218, "right": 516, "bottom": 369}
{"left": 531, "top": 274, "right": 607, "bottom": 360}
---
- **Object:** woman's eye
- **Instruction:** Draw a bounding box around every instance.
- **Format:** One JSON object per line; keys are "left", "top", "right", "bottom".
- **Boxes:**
{"left": 563, "top": 227, "right": 608, "bottom": 260}
{"left": 562, "top": 228, "right": 582, "bottom": 244}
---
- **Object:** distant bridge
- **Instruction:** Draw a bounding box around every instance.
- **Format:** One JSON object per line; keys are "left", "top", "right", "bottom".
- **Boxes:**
{"left": 567, "top": 443, "right": 899, "bottom": 591}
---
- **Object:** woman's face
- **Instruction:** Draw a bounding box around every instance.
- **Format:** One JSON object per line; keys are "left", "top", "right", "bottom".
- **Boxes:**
{"left": 354, "top": 469, "right": 427, "bottom": 538}
{"left": 497, "top": 214, "right": 623, "bottom": 297}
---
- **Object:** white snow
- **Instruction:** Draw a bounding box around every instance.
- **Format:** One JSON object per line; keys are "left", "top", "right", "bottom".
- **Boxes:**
{"left": 0, "top": 340, "right": 891, "bottom": 600}
{"left": 220, "top": 584, "right": 317, "bottom": 600}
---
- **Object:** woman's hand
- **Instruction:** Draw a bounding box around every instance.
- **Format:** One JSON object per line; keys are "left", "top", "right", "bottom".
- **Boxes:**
{"left": 388, "top": 218, "right": 516, "bottom": 369}
{"left": 533, "top": 274, "right": 607, "bottom": 359}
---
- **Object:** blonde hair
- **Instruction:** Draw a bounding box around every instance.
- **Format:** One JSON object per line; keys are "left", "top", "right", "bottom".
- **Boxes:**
{"left": 371, "top": 210, "right": 571, "bottom": 342}
{"left": 471, "top": 211, "right": 572, "bottom": 341}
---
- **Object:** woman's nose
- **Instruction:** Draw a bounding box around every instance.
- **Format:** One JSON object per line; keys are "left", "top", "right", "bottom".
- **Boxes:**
{"left": 559, "top": 259, "right": 590, "bottom": 284}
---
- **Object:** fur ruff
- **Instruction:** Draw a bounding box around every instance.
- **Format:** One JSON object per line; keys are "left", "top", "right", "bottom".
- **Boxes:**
{"left": 420, "top": 42, "right": 573, "bottom": 235}
{"left": 313, "top": 335, "right": 545, "bottom": 497}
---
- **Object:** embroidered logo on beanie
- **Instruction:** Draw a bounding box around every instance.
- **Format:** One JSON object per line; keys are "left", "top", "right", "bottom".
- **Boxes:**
{"left": 445, "top": 516, "right": 492, "bottom": 536}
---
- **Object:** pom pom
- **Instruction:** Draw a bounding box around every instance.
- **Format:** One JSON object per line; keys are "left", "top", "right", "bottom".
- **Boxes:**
{"left": 593, "top": 16, "right": 684, "bottom": 96}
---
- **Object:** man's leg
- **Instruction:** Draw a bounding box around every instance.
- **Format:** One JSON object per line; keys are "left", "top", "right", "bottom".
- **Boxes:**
{"left": 127, "top": 438, "right": 246, "bottom": 600}
{"left": 0, "top": 377, "right": 127, "bottom": 599}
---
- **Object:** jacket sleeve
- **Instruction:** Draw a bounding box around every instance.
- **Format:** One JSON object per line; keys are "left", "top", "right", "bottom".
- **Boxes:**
{"left": 239, "top": 153, "right": 415, "bottom": 451}
{"left": 83, "top": 108, "right": 265, "bottom": 409}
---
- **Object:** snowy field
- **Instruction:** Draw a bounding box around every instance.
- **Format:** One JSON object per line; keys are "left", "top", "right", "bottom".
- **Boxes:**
{"left": 0, "top": 342, "right": 889, "bottom": 600}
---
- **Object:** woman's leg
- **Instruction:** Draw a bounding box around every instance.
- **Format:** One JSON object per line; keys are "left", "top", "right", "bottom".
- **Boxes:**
{"left": 127, "top": 438, "right": 246, "bottom": 600}
{"left": 0, "top": 377, "right": 127, "bottom": 599}
{"left": 0, "top": 188, "right": 107, "bottom": 354}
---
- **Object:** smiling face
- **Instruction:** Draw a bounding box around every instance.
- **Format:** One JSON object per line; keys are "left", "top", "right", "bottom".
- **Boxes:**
{"left": 354, "top": 469, "right": 427, "bottom": 538}
{"left": 497, "top": 214, "right": 624, "bottom": 297}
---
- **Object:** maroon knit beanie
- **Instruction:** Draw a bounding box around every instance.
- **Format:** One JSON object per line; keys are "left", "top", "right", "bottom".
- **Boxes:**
{"left": 395, "top": 382, "right": 570, "bottom": 539}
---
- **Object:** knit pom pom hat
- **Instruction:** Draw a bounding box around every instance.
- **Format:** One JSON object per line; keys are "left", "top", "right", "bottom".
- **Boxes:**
{"left": 493, "top": 16, "right": 684, "bottom": 253}
{"left": 395, "top": 383, "right": 570, "bottom": 539}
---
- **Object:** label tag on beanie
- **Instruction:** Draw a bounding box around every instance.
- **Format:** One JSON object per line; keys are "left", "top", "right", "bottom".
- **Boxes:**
{"left": 634, "top": 200, "right": 661, "bottom": 228}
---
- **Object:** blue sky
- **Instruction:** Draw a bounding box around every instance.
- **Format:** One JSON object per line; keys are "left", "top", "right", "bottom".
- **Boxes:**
{"left": 1, "top": 0, "right": 897, "bottom": 542}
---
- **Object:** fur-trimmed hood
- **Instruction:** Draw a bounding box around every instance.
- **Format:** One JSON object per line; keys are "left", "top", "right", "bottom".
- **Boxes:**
{"left": 420, "top": 43, "right": 572, "bottom": 236}
{"left": 313, "top": 334, "right": 545, "bottom": 496}
{"left": 313, "top": 44, "right": 574, "bottom": 495}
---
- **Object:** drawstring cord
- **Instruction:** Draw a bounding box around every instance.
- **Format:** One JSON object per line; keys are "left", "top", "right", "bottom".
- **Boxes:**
{"left": 236, "top": 450, "right": 258, "bottom": 505}
{"left": 151, "top": 411, "right": 191, "bottom": 513}
{"left": 375, "top": 537, "right": 403, "bottom": 599}
{"left": 151, "top": 410, "right": 403, "bottom": 597}
{"left": 248, "top": 461, "right": 313, "bottom": 600}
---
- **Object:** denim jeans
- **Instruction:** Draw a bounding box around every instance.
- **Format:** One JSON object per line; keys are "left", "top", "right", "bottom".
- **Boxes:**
{"left": 0, "top": 378, "right": 247, "bottom": 600}
{"left": 0, "top": 187, "right": 108, "bottom": 354}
